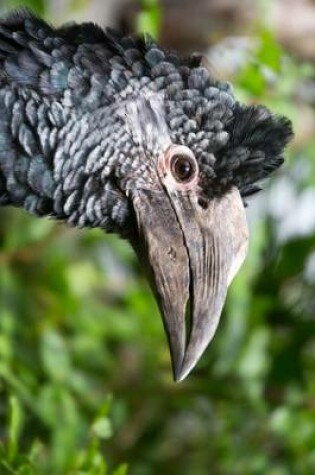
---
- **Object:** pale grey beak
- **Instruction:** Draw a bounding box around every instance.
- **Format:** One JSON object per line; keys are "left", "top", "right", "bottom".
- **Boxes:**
{"left": 131, "top": 187, "right": 249, "bottom": 381}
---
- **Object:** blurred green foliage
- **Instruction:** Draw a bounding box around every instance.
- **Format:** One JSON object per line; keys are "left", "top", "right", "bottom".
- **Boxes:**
{"left": 136, "top": 0, "right": 161, "bottom": 39}
{"left": 4, "top": 0, "right": 46, "bottom": 16}
{"left": 0, "top": 1, "right": 315, "bottom": 474}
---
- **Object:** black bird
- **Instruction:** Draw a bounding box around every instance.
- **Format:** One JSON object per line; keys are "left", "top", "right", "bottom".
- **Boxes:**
{"left": 0, "top": 9, "right": 293, "bottom": 381}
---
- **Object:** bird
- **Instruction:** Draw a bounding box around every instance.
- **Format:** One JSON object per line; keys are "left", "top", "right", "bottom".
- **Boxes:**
{"left": 0, "top": 9, "right": 293, "bottom": 381}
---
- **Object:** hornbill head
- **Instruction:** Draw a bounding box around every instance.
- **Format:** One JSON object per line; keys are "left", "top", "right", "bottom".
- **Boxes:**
{"left": 116, "top": 92, "right": 292, "bottom": 381}
{"left": 0, "top": 12, "right": 293, "bottom": 380}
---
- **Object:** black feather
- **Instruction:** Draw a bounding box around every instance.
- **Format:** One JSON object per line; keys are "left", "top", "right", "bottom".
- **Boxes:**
{"left": 213, "top": 104, "right": 293, "bottom": 198}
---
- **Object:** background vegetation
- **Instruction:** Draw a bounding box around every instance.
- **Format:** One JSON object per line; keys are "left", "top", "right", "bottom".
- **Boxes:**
{"left": 0, "top": 0, "right": 314, "bottom": 474}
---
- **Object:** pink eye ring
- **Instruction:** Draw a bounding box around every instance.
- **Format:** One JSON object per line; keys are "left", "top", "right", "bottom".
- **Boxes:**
{"left": 158, "top": 145, "right": 199, "bottom": 191}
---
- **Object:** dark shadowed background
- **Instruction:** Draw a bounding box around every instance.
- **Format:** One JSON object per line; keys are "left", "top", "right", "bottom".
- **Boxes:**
{"left": 0, "top": 0, "right": 314, "bottom": 474}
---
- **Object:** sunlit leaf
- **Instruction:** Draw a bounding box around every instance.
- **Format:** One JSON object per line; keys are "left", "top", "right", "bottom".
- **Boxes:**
{"left": 91, "top": 418, "right": 113, "bottom": 439}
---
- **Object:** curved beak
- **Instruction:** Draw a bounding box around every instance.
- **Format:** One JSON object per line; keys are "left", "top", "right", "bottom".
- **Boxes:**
{"left": 131, "top": 186, "right": 249, "bottom": 381}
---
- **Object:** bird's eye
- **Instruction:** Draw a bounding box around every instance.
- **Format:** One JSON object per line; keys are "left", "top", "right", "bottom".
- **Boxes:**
{"left": 170, "top": 154, "right": 197, "bottom": 183}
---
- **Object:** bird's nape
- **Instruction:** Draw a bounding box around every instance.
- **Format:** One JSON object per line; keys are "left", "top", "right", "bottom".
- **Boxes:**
{"left": 0, "top": 9, "right": 294, "bottom": 381}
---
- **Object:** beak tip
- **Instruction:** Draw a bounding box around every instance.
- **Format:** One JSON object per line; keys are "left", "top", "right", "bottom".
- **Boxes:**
{"left": 172, "top": 359, "right": 185, "bottom": 383}
{"left": 172, "top": 345, "right": 206, "bottom": 382}
{"left": 174, "top": 372, "right": 187, "bottom": 383}
{"left": 173, "top": 361, "right": 195, "bottom": 383}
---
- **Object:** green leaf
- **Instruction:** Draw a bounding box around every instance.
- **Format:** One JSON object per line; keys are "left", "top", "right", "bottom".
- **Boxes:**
{"left": 40, "top": 330, "right": 71, "bottom": 382}
{"left": 257, "top": 28, "right": 283, "bottom": 72}
{"left": 136, "top": 0, "right": 162, "bottom": 38}
{"left": 113, "top": 464, "right": 128, "bottom": 475}
{"left": 237, "top": 62, "right": 267, "bottom": 96}
{"left": 8, "top": 396, "right": 24, "bottom": 463}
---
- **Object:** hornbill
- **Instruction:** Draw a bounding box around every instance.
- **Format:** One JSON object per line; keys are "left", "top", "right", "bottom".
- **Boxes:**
{"left": 0, "top": 10, "right": 293, "bottom": 381}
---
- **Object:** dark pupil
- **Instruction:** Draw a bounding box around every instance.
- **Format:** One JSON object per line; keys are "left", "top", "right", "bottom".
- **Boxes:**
{"left": 173, "top": 156, "right": 194, "bottom": 182}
